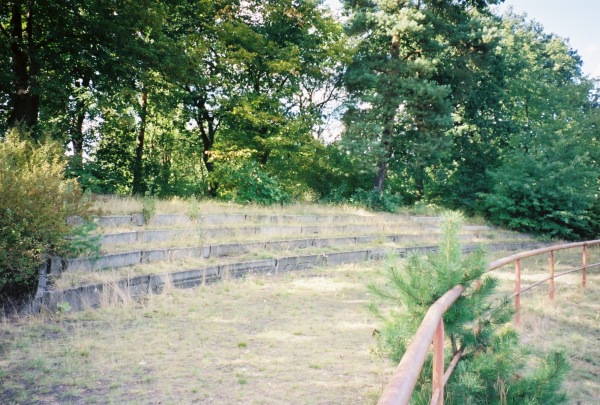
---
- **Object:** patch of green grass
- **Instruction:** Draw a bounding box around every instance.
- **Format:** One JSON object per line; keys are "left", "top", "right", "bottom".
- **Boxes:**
{"left": 236, "top": 373, "right": 248, "bottom": 386}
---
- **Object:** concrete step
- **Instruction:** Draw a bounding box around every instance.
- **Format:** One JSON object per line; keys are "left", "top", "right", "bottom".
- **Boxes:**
{"left": 39, "top": 240, "right": 552, "bottom": 312}
{"left": 92, "top": 213, "right": 446, "bottom": 230}
{"left": 97, "top": 223, "right": 501, "bottom": 250}
{"left": 65, "top": 231, "right": 531, "bottom": 273}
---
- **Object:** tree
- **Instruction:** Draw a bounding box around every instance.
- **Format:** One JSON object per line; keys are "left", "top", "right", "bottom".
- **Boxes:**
{"left": 479, "top": 13, "right": 600, "bottom": 239}
{"left": 371, "top": 212, "right": 569, "bottom": 403}
{"left": 341, "top": 0, "right": 502, "bottom": 197}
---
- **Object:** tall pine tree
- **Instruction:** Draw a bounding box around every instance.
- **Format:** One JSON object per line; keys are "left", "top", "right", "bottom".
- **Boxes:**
{"left": 341, "top": 0, "right": 502, "bottom": 198}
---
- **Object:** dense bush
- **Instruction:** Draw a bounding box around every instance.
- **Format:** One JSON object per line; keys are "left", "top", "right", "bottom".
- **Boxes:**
{"left": 349, "top": 188, "right": 402, "bottom": 213}
{"left": 0, "top": 129, "right": 90, "bottom": 300}
{"left": 480, "top": 149, "right": 597, "bottom": 240}
{"left": 211, "top": 158, "right": 290, "bottom": 205}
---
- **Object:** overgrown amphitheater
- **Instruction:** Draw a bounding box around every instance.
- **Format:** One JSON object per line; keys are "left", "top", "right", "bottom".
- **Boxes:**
{"left": 1, "top": 199, "right": 598, "bottom": 403}
{"left": 2, "top": 0, "right": 600, "bottom": 402}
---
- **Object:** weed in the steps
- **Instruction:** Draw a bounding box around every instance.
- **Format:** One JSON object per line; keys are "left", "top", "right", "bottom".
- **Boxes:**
{"left": 187, "top": 196, "right": 201, "bottom": 221}
{"left": 141, "top": 194, "right": 157, "bottom": 224}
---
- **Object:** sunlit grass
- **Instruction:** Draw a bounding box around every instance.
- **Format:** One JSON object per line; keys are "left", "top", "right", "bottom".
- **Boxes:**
{"left": 2, "top": 247, "right": 598, "bottom": 403}
{"left": 1, "top": 262, "right": 395, "bottom": 404}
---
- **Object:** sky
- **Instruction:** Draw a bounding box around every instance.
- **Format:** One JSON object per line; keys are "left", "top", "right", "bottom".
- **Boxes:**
{"left": 496, "top": 0, "right": 600, "bottom": 78}
{"left": 324, "top": 0, "right": 600, "bottom": 78}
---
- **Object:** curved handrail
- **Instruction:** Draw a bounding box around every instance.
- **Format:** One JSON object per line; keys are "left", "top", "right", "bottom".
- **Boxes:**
{"left": 377, "top": 239, "right": 600, "bottom": 405}
{"left": 377, "top": 285, "right": 466, "bottom": 404}
{"left": 488, "top": 240, "right": 600, "bottom": 270}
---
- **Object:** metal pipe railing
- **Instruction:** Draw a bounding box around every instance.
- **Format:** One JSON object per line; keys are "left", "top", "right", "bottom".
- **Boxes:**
{"left": 377, "top": 239, "right": 600, "bottom": 405}
{"left": 377, "top": 285, "right": 466, "bottom": 405}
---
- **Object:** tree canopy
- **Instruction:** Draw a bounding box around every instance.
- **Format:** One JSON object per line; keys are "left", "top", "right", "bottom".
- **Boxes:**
{"left": 1, "top": 0, "right": 598, "bottom": 239}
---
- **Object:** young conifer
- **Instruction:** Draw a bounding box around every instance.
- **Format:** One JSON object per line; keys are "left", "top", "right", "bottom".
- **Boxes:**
{"left": 371, "top": 212, "right": 569, "bottom": 404}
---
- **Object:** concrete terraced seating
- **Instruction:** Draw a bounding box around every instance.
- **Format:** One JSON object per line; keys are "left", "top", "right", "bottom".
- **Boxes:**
{"left": 34, "top": 212, "right": 544, "bottom": 312}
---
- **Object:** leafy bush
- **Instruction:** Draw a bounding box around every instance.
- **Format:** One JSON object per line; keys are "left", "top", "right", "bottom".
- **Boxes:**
{"left": 371, "top": 212, "right": 569, "bottom": 404}
{"left": 211, "top": 159, "right": 290, "bottom": 205}
{"left": 0, "top": 128, "right": 90, "bottom": 299}
{"left": 480, "top": 150, "right": 597, "bottom": 240}
{"left": 349, "top": 188, "right": 402, "bottom": 213}
{"left": 142, "top": 194, "right": 157, "bottom": 224}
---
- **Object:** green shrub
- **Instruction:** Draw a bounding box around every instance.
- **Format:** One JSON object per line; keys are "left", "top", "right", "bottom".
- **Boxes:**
{"left": 211, "top": 159, "right": 290, "bottom": 205}
{"left": 349, "top": 188, "right": 401, "bottom": 213}
{"left": 0, "top": 128, "right": 90, "bottom": 299}
{"left": 187, "top": 196, "right": 201, "bottom": 221}
{"left": 64, "top": 219, "right": 101, "bottom": 259}
{"left": 142, "top": 194, "right": 157, "bottom": 224}
{"left": 480, "top": 150, "right": 597, "bottom": 240}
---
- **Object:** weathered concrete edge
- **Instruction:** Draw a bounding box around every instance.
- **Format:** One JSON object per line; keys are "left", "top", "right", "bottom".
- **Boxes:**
{"left": 38, "top": 241, "right": 551, "bottom": 313}
{"left": 94, "top": 213, "right": 448, "bottom": 229}
{"left": 78, "top": 230, "right": 527, "bottom": 272}
{"left": 99, "top": 224, "right": 499, "bottom": 247}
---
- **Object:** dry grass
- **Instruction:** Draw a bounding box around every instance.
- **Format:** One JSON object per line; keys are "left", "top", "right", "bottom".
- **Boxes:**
{"left": 96, "top": 225, "right": 515, "bottom": 253}
{"left": 489, "top": 246, "right": 600, "bottom": 403}
{"left": 1, "top": 262, "right": 395, "bottom": 404}
{"left": 89, "top": 194, "right": 462, "bottom": 219}
{"left": 91, "top": 194, "right": 378, "bottom": 217}
{"left": 1, "top": 245, "right": 597, "bottom": 404}
{"left": 55, "top": 232, "right": 526, "bottom": 290}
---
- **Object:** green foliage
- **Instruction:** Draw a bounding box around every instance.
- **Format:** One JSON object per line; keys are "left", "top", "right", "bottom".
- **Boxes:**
{"left": 211, "top": 157, "right": 290, "bottom": 206}
{"left": 348, "top": 189, "right": 401, "bottom": 213}
{"left": 341, "top": 0, "right": 500, "bottom": 195}
{"left": 371, "top": 212, "right": 492, "bottom": 362}
{"left": 55, "top": 301, "right": 72, "bottom": 316}
{"left": 64, "top": 220, "right": 101, "bottom": 259}
{"left": 481, "top": 149, "right": 597, "bottom": 240}
{"left": 2, "top": 1, "right": 599, "bottom": 241}
{"left": 142, "top": 194, "right": 157, "bottom": 224}
{"left": 371, "top": 212, "right": 569, "bottom": 403}
{"left": 187, "top": 196, "right": 201, "bottom": 222}
{"left": 472, "top": 13, "right": 600, "bottom": 240}
{"left": 448, "top": 333, "right": 569, "bottom": 404}
{"left": 0, "top": 128, "right": 90, "bottom": 299}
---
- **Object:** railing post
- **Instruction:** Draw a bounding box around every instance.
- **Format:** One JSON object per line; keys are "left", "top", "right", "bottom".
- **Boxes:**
{"left": 582, "top": 245, "right": 587, "bottom": 288}
{"left": 549, "top": 251, "right": 555, "bottom": 300}
{"left": 431, "top": 319, "right": 445, "bottom": 405}
{"left": 514, "top": 259, "right": 521, "bottom": 325}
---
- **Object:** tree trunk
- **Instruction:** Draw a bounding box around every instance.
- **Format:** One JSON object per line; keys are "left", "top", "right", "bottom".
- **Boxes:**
{"left": 373, "top": 136, "right": 392, "bottom": 194}
{"left": 71, "top": 76, "right": 90, "bottom": 158}
{"left": 132, "top": 86, "right": 148, "bottom": 195}
{"left": 373, "top": 34, "right": 400, "bottom": 195}
{"left": 7, "top": 0, "right": 40, "bottom": 130}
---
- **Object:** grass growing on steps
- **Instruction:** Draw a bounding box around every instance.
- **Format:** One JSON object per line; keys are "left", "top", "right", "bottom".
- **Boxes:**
{"left": 90, "top": 194, "right": 454, "bottom": 219}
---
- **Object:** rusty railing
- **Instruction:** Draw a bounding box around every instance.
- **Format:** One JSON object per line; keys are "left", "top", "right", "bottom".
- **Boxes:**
{"left": 377, "top": 239, "right": 600, "bottom": 405}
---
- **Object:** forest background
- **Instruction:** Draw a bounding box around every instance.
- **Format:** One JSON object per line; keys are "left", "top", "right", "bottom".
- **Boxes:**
{"left": 1, "top": 0, "right": 599, "bottom": 241}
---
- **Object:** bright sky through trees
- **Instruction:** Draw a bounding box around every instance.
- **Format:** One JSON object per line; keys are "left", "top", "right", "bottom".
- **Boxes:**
{"left": 497, "top": 0, "right": 600, "bottom": 77}
{"left": 324, "top": 0, "right": 600, "bottom": 78}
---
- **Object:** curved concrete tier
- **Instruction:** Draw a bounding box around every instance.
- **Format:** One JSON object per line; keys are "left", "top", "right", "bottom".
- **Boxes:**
{"left": 38, "top": 241, "right": 550, "bottom": 312}
{"left": 97, "top": 223, "right": 496, "bottom": 248}
{"left": 93, "top": 213, "right": 445, "bottom": 229}
{"left": 64, "top": 231, "right": 528, "bottom": 273}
